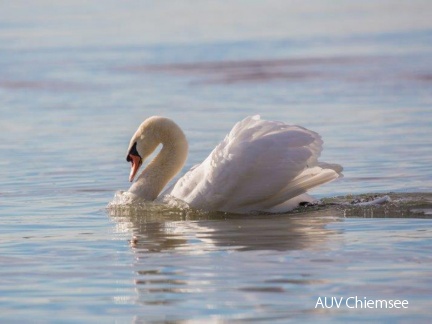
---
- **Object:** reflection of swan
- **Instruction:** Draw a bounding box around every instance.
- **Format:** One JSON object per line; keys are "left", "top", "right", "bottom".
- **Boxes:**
{"left": 109, "top": 205, "right": 342, "bottom": 252}
{"left": 123, "top": 115, "right": 342, "bottom": 213}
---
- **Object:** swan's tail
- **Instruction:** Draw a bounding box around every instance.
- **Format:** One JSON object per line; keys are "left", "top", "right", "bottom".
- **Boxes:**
{"left": 275, "top": 165, "right": 342, "bottom": 203}
{"left": 236, "top": 165, "right": 342, "bottom": 213}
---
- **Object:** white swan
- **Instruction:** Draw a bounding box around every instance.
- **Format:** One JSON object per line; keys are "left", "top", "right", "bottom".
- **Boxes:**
{"left": 124, "top": 115, "right": 342, "bottom": 214}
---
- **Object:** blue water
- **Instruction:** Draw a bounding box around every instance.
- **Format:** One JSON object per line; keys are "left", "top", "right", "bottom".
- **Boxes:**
{"left": 1, "top": 1, "right": 432, "bottom": 322}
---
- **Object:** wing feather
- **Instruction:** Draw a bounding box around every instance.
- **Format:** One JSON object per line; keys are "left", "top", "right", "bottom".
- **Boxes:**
{"left": 168, "top": 115, "right": 342, "bottom": 213}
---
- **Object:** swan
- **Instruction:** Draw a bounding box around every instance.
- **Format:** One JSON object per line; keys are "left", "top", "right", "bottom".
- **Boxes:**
{"left": 123, "top": 115, "right": 342, "bottom": 214}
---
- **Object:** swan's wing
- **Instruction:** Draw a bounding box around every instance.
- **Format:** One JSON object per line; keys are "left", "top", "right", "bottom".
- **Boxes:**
{"left": 170, "top": 115, "right": 342, "bottom": 213}
{"left": 160, "top": 163, "right": 200, "bottom": 197}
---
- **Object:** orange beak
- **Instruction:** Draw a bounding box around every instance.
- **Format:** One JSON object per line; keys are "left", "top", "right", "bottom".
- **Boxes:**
{"left": 128, "top": 154, "right": 142, "bottom": 182}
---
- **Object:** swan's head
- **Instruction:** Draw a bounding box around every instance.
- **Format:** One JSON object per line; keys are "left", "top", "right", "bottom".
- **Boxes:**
{"left": 126, "top": 116, "right": 188, "bottom": 182}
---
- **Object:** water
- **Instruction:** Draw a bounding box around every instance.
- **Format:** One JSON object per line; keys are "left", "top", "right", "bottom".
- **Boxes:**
{"left": 1, "top": 1, "right": 432, "bottom": 322}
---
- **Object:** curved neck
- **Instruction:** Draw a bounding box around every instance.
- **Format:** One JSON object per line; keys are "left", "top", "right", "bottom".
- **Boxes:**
{"left": 128, "top": 132, "right": 188, "bottom": 201}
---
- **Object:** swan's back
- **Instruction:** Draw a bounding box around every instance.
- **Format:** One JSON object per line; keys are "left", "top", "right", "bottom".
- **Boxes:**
{"left": 168, "top": 115, "right": 342, "bottom": 213}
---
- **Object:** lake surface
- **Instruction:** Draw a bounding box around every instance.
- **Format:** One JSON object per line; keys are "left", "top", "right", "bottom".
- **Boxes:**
{"left": 1, "top": 1, "right": 432, "bottom": 322}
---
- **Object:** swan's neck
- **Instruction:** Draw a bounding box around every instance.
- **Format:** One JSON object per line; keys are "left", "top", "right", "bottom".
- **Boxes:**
{"left": 128, "top": 133, "right": 188, "bottom": 201}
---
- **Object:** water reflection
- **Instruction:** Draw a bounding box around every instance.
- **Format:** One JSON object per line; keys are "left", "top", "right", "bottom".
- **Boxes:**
{"left": 109, "top": 205, "right": 343, "bottom": 316}
{"left": 107, "top": 197, "right": 432, "bottom": 319}
{"left": 108, "top": 192, "right": 432, "bottom": 253}
{"left": 109, "top": 204, "right": 343, "bottom": 253}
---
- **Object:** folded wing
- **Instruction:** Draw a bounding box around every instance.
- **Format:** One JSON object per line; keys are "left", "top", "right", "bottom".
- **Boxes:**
{"left": 168, "top": 115, "right": 342, "bottom": 213}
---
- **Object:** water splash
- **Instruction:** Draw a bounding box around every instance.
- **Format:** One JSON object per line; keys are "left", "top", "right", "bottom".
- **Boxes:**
{"left": 107, "top": 192, "right": 432, "bottom": 220}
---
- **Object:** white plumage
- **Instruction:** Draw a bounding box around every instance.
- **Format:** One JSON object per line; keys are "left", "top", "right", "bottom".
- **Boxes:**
{"left": 125, "top": 115, "right": 342, "bottom": 214}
